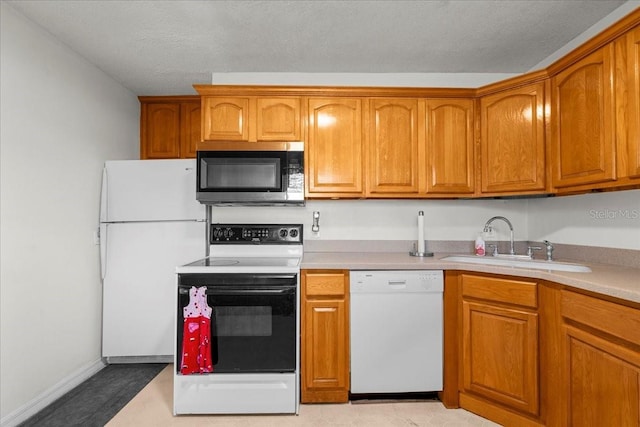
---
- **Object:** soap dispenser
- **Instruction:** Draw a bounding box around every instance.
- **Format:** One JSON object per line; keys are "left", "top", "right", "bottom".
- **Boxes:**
{"left": 475, "top": 233, "right": 486, "bottom": 256}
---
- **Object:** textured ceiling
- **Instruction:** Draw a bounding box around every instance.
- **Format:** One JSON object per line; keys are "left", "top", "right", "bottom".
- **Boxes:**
{"left": 5, "top": 0, "right": 631, "bottom": 95}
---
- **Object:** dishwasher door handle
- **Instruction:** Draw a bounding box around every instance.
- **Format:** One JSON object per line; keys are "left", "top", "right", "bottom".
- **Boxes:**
{"left": 387, "top": 280, "right": 407, "bottom": 289}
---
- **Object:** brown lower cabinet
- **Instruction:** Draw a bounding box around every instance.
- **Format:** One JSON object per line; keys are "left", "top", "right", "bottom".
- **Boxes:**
{"left": 457, "top": 272, "right": 542, "bottom": 426}
{"left": 299, "top": 268, "right": 640, "bottom": 424}
{"left": 444, "top": 271, "right": 640, "bottom": 427}
{"left": 551, "top": 290, "right": 640, "bottom": 426}
{"left": 300, "top": 270, "right": 350, "bottom": 403}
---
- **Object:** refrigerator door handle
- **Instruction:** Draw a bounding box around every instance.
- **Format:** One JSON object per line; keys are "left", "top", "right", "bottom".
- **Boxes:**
{"left": 100, "top": 167, "right": 108, "bottom": 222}
{"left": 100, "top": 223, "right": 108, "bottom": 280}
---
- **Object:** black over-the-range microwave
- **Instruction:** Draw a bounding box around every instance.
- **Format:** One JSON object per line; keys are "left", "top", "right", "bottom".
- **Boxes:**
{"left": 196, "top": 142, "right": 304, "bottom": 206}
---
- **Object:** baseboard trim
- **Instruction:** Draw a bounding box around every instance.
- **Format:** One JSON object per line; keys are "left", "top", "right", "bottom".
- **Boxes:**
{"left": 1, "top": 358, "right": 106, "bottom": 427}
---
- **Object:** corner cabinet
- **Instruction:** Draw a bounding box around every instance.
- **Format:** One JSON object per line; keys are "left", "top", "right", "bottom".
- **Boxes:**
{"left": 479, "top": 82, "right": 547, "bottom": 195}
{"left": 300, "top": 270, "right": 350, "bottom": 403}
{"left": 552, "top": 290, "right": 640, "bottom": 426}
{"left": 458, "top": 273, "right": 542, "bottom": 426}
{"left": 200, "top": 95, "right": 301, "bottom": 142}
{"left": 306, "top": 98, "right": 364, "bottom": 197}
{"left": 446, "top": 270, "right": 640, "bottom": 427}
{"left": 551, "top": 44, "right": 617, "bottom": 189}
{"left": 139, "top": 96, "right": 201, "bottom": 159}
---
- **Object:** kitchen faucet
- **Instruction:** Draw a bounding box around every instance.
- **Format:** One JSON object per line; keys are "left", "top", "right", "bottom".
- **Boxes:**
{"left": 483, "top": 216, "right": 515, "bottom": 255}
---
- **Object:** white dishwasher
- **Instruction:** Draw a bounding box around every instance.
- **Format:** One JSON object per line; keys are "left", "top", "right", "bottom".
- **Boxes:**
{"left": 350, "top": 270, "right": 443, "bottom": 394}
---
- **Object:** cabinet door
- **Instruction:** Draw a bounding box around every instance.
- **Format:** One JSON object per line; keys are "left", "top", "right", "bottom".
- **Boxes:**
{"left": 141, "top": 103, "right": 181, "bottom": 159}
{"left": 462, "top": 301, "right": 539, "bottom": 416}
{"left": 301, "top": 270, "right": 350, "bottom": 403}
{"left": 302, "top": 300, "right": 349, "bottom": 396}
{"left": 425, "top": 99, "right": 475, "bottom": 194}
{"left": 563, "top": 325, "right": 640, "bottom": 427}
{"left": 481, "top": 83, "right": 546, "bottom": 193}
{"left": 256, "top": 97, "right": 301, "bottom": 141}
{"left": 307, "top": 98, "right": 363, "bottom": 196}
{"left": 367, "top": 98, "right": 420, "bottom": 195}
{"left": 201, "top": 97, "right": 249, "bottom": 141}
{"left": 180, "top": 102, "right": 201, "bottom": 158}
{"left": 627, "top": 26, "right": 640, "bottom": 178}
{"left": 552, "top": 45, "right": 616, "bottom": 188}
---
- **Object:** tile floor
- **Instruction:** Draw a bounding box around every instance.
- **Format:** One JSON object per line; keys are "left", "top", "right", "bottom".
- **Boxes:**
{"left": 107, "top": 366, "right": 499, "bottom": 426}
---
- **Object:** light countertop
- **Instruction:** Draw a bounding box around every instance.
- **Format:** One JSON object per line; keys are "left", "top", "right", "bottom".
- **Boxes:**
{"left": 301, "top": 252, "right": 640, "bottom": 305}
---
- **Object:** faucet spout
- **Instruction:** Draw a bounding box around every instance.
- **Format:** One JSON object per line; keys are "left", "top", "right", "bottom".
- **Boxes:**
{"left": 483, "top": 216, "right": 515, "bottom": 255}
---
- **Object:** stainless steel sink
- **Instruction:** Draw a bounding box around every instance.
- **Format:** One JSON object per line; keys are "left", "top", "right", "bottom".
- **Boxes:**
{"left": 442, "top": 255, "right": 592, "bottom": 273}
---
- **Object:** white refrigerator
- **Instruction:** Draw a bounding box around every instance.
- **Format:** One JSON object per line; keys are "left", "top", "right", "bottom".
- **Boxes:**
{"left": 99, "top": 159, "right": 206, "bottom": 361}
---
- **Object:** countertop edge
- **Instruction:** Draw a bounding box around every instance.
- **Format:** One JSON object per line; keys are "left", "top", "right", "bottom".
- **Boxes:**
{"left": 300, "top": 252, "right": 640, "bottom": 305}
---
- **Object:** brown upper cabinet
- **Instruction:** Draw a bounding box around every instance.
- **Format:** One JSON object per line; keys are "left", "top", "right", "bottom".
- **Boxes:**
{"left": 618, "top": 25, "right": 640, "bottom": 180}
{"left": 139, "top": 96, "right": 201, "bottom": 159}
{"left": 201, "top": 97, "right": 249, "bottom": 141}
{"left": 306, "top": 98, "right": 364, "bottom": 197}
{"left": 424, "top": 98, "right": 475, "bottom": 195}
{"left": 549, "top": 16, "right": 640, "bottom": 193}
{"left": 479, "top": 81, "right": 547, "bottom": 195}
{"left": 200, "top": 95, "right": 301, "bottom": 142}
{"left": 184, "top": 11, "right": 639, "bottom": 198}
{"left": 366, "top": 98, "right": 420, "bottom": 197}
{"left": 306, "top": 95, "right": 475, "bottom": 198}
{"left": 551, "top": 44, "right": 617, "bottom": 189}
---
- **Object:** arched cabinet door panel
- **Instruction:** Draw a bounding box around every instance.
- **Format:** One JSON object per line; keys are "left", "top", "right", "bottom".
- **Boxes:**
{"left": 367, "top": 98, "right": 420, "bottom": 196}
{"left": 307, "top": 98, "right": 363, "bottom": 197}
{"left": 426, "top": 98, "right": 475, "bottom": 195}
{"left": 201, "top": 97, "right": 249, "bottom": 141}
{"left": 480, "top": 83, "right": 546, "bottom": 194}
{"left": 551, "top": 44, "right": 616, "bottom": 188}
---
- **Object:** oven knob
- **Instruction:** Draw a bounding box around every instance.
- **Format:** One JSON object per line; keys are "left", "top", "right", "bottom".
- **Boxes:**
{"left": 279, "top": 229, "right": 288, "bottom": 238}
{"left": 289, "top": 229, "right": 298, "bottom": 238}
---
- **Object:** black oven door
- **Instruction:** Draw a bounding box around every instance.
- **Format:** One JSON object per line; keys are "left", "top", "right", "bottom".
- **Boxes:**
{"left": 177, "top": 273, "right": 297, "bottom": 374}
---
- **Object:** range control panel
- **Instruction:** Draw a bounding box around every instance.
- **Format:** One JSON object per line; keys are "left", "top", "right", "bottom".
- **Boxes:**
{"left": 210, "top": 224, "right": 303, "bottom": 244}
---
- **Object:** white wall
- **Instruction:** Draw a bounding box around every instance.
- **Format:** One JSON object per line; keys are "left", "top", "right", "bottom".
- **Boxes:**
{"left": 211, "top": 72, "right": 518, "bottom": 88}
{"left": 528, "top": 190, "right": 640, "bottom": 250}
{"left": 210, "top": 199, "right": 529, "bottom": 244}
{"left": 208, "top": 192, "right": 640, "bottom": 252}
{"left": 530, "top": 0, "right": 640, "bottom": 70}
{"left": 0, "top": 3, "right": 139, "bottom": 424}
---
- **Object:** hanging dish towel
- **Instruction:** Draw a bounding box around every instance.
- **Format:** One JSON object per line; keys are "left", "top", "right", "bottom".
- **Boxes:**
{"left": 180, "top": 286, "right": 213, "bottom": 374}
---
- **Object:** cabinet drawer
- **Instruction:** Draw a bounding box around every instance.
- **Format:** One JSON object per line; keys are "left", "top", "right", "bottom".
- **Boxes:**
{"left": 304, "top": 271, "right": 348, "bottom": 297}
{"left": 561, "top": 290, "right": 640, "bottom": 345}
{"left": 462, "top": 274, "right": 537, "bottom": 308}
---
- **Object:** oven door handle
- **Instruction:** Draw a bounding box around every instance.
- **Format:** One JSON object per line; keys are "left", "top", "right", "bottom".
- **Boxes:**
{"left": 179, "top": 287, "right": 295, "bottom": 296}
{"left": 209, "top": 288, "right": 294, "bottom": 296}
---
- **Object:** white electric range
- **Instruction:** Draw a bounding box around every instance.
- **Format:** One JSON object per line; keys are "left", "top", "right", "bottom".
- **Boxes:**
{"left": 173, "top": 224, "right": 303, "bottom": 415}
